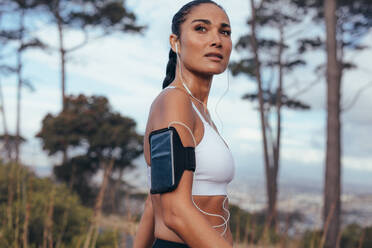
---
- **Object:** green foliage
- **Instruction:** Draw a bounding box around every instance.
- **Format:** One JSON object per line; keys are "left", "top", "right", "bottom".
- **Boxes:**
{"left": 230, "top": 0, "right": 310, "bottom": 111}
{"left": 54, "top": 155, "right": 98, "bottom": 205}
{"left": 242, "top": 90, "right": 310, "bottom": 110}
{"left": 300, "top": 224, "right": 372, "bottom": 248}
{"left": 229, "top": 204, "right": 281, "bottom": 244}
{"left": 293, "top": 0, "right": 372, "bottom": 70}
{"left": 96, "top": 229, "right": 119, "bottom": 248}
{"left": 28, "top": 178, "right": 91, "bottom": 246}
{"left": 300, "top": 229, "right": 322, "bottom": 248}
{"left": 36, "top": 94, "right": 144, "bottom": 205}
{"left": 340, "top": 224, "right": 372, "bottom": 248}
{"left": 37, "top": 94, "right": 143, "bottom": 166}
{"left": 0, "top": 163, "right": 92, "bottom": 247}
{"left": 35, "top": 0, "right": 145, "bottom": 34}
{"left": 340, "top": 223, "right": 363, "bottom": 248}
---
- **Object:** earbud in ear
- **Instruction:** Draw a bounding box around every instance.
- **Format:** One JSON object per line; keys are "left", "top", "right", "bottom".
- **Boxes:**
{"left": 175, "top": 43, "right": 178, "bottom": 54}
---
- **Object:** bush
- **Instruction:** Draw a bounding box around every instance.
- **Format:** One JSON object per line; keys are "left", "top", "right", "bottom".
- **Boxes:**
{"left": 340, "top": 223, "right": 372, "bottom": 248}
{"left": 0, "top": 163, "right": 92, "bottom": 247}
{"left": 300, "top": 224, "right": 372, "bottom": 248}
{"left": 96, "top": 229, "right": 119, "bottom": 248}
{"left": 300, "top": 229, "right": 322, "bottom": 248}
{"left": 229, "top": 204, "right": 280, "bottom": 244}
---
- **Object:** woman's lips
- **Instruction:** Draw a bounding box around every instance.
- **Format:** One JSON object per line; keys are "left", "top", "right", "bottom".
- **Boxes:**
{"left": 205, "top": 52, "right": 223, "bottom": 61}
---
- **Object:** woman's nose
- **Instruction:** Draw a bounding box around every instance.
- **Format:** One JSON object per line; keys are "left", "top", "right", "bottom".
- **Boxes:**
{"left": 210, "top": 30, "right": 222, "bottom": 48}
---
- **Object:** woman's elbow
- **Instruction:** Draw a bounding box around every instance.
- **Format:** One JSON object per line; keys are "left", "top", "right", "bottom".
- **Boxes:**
{"left": 162, "top": 198, "right": 188, "bottom": 231}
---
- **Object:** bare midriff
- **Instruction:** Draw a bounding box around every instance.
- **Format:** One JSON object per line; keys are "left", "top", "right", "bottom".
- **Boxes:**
{"left": 151, "top": 194, "right": 233, "bottom": 245}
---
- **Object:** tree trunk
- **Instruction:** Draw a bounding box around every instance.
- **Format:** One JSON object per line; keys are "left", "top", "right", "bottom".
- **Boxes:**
{"left": 275, "top": 26, "right": 284, "bottom": 186}
{"left": 249, "top": 0, "right": 277, "bottom": 228}
{"left": 7, "top": 164, "right": 14, "bottom": 231}
{"left": 22, "top": 201, "right": 30, "bottom": 248}
{"left": 2, "top": 82, "right": 13, "bottom": 230}
{"left": 14, "top": 11, "right": 26, "bottom": 248}
{"left": 269, "top": 24, "right": 285, "bottom": 230}
{"left": 266, "top": 170, "right": 277, "bottom": 226}
{"left": 55, "top": 0, "right": 66, "bottom": 111}
{"left": 55, "top": 0, "right": 69, "bottom": 168}
{"left": 323, "top": 0, "right": 342, "bottom": 247}
{"left": 22, "top": 177, "right": 32, "bottom": 248}
{"left": 43, "top": 186, "right": 56, "bottom": 248}
{"left": 14, "top": 162, "right": 21, "bottom": 248}
{"left": 110, "top": 167, "right": 125, "bottom": 213}
{"left": 55, "top": 6, "right": 71, "bottom": 245}
{"left": 55, "top": 164, "right": 76, "bottom": 248}
{"left": 0, "top": 80, "right": 11, "bottom": 160}
{"left": 15, "top": 8, "right": 25, "bottom": 165}
{"left": 83, "top": 159, "right": 115, "bottom": 248}
{"left": 15, "top": 63, "right": 22, "bottom": 164}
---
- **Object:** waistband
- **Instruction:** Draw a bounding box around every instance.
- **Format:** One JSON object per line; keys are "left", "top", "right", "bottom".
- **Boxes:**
{"left": 152, "top": 238, "right": 189, "bottom": 248}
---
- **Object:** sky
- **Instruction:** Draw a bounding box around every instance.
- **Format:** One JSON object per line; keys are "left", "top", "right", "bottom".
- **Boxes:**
{"left": 1, "top": 0, "right": 372, "bottom": 193}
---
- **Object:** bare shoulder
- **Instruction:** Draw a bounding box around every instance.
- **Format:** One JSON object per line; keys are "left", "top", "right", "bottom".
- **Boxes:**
{"left": 149, "top": 87, "right": 196, "bottom": 147}
{"left": 154, "top": 87, "right": 192, "bottom": 109}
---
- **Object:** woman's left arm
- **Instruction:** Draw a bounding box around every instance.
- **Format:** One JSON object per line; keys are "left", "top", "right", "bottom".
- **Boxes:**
{"left": 133, "top": 193, "right": 155, "bottom": 248}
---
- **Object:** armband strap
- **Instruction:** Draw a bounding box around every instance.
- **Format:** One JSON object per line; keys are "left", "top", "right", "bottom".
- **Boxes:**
{"left": 149, "top": 126, "right": 195, "bottom": 194}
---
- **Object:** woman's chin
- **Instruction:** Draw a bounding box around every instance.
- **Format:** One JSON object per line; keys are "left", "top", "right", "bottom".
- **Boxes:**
{"left": 188, "top": 65, "right": 228, "bottom": 77}
{"left": 208, "top": 67, "right": 227, "bottom": 75}
{"left": 199, "top": 66, "right": 228, "bottom": 76}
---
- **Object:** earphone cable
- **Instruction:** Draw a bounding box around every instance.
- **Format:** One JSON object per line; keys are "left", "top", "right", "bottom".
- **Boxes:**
{"left": 175, "top": 45, "right": 213, "bottom": 125}
{"left": 214, "top": 67, "right": 230, "bottom": 136}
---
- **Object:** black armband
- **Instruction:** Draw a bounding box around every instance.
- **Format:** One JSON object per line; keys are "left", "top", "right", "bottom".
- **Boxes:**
{"left": 149, "top": 126, "right": 196, "bottom": 194}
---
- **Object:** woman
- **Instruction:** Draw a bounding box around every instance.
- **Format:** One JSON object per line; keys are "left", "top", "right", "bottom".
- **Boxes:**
{"left": 134, "top": 1, "right": 235, "bottom": 247}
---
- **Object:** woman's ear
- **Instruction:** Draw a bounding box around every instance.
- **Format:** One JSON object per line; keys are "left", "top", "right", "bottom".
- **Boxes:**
{"left": 170, "top": 34, "right": 179, "bottom": 54}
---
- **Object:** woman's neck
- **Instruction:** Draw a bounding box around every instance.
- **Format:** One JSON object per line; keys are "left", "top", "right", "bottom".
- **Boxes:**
{"left": 173, "top": 65, "right": 213, "bottom": 106}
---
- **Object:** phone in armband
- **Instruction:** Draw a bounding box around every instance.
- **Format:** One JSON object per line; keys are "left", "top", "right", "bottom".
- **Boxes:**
{"left": 149, "top": 126, "right": 196, "bottom": 194}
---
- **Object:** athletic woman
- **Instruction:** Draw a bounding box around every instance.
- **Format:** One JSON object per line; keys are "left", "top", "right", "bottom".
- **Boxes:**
{"left": 134, "top": 1, "right": 235, "bottom": 247}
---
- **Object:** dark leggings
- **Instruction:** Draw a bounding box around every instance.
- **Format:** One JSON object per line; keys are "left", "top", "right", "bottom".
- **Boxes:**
{"left": 152, "top": 238, "right": 189, "bottom": 248}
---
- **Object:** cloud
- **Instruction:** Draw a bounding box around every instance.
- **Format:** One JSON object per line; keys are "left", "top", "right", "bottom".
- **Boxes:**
{"left": 1, "top": 0, "right": 371, "bottom": 191}
{"left": 233, "top": 127, "right": 262, "bottom": 142}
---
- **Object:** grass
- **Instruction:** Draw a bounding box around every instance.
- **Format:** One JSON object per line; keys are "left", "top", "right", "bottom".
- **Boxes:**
{"left": 1, "top": 162, "right": 370, "bottom": 248}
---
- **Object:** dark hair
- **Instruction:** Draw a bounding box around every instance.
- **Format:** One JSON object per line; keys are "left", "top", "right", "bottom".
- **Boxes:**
{"left": 162, "top": 0, "right": 224, "bottom": 89}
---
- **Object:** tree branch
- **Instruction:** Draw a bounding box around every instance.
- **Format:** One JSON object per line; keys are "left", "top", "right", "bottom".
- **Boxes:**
{"left": 342, "top": 80, "right": 372, "bottom": 112}
{"left": 66, "top": 31, "right": 90, "bottom": 53}
{"left": 67, "top": 30, "right": 110, "bottom": 53}
{"left": 287, "top": 73, "right": 324, "bottom": 98}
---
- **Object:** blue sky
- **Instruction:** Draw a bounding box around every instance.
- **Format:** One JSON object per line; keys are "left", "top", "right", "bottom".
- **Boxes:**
{"left": 2, "top": 0, "right": 372, "bottom": 191}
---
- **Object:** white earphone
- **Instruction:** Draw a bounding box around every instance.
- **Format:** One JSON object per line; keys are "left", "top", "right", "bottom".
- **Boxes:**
{"left": 171, "top": 40, "right": 230, "bottom": 237}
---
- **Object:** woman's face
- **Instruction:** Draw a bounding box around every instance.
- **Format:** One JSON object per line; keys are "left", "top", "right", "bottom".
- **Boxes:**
{"left": 177, "top": 3, "right": 232, "bottom": 76}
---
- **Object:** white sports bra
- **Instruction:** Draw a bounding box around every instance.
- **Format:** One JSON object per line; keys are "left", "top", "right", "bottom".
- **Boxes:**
{"left": 147, "top": 85, "right": 235, "bottom": 196}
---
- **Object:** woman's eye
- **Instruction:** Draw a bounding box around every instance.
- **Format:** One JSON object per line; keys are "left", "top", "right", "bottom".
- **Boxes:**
{"left": 221, "top": 30, "right": 231, "bottom": 36}
{"left": 195, "top": 26, "right": 207, "bottom": 32}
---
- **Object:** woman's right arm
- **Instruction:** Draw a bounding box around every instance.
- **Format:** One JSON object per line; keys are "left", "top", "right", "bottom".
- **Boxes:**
{"left": 156, "top": 89, "right": 232, "bottom": 248}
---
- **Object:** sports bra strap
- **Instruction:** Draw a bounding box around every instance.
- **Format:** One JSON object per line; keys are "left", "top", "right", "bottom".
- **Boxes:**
{"left": 165, "top": 85, "right": 208, "bottom": 124}
{"left": 190, "top": 101, "right": 209, "bottom": 124}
